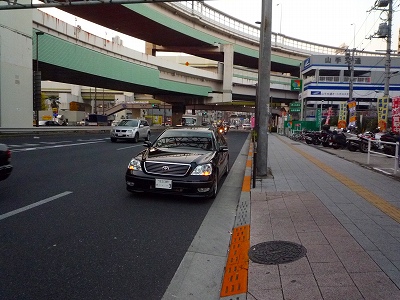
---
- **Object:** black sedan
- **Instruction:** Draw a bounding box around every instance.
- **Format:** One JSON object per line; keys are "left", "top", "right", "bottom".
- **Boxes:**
{"left": 0, "top": 143, "right": 12, "bottom": 181}
{"left": 125, "top": 127, "right": 229, "bottom": 198}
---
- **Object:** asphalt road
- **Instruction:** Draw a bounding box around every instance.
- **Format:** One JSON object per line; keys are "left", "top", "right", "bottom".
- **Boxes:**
{"left": 0, "top": 130, "right": 249, "bottom": 300}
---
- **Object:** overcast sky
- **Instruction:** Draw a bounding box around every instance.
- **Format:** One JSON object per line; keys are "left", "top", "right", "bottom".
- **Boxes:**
{"left": 42, "top": 0, "right": 399, "bottom": 54}
{"left": 209, "top": 0, "right": 399, "bottom": 53}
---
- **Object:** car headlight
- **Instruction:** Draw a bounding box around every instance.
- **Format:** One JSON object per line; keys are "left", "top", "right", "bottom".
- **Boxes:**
{"left": 128, "top": 158, "right": 142, "bottom": 171}
{"left": 191, "top": 163, "right": 212, "bottom": 176}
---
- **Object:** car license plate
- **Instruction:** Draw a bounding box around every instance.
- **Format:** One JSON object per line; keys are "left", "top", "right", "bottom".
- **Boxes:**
{"left": 155, "top": 179, "right": 172, "bottom": 189}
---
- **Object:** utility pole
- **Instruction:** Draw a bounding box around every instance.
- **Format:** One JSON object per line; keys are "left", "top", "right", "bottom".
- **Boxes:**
{"left": 346, "top": 47, "right": 356, "bottom": 127}
{"left": 371, "top": 0, "right": 393, "bottom": 131}
{"left": 384, "top": 0, "right": 393, "bottom": 100}
{"left": 256, "top": 0, "right": 272, "bottom": 177}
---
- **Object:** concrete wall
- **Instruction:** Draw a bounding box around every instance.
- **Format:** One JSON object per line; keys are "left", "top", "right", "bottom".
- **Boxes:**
{"left": 0, "top": 5, "right": 33, "bottom": 127}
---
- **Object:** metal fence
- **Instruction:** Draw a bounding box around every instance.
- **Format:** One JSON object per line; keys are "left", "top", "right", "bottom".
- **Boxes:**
{"left": 172, "top": 1, "right": 386, "bottom": 57}
{"left": 366, "top": 140, "right": 400, "bottom": 175}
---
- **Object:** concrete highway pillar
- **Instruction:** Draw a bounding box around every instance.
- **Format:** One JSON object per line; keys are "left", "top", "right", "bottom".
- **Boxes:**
{"left": 0, "top": 4, "right": 33, "bottom": 127}
{"left": 222, "top": 44, "right": 234, "bottom": 103}
{"left": 171, "top": 103, "right": 185, "bottom": 126}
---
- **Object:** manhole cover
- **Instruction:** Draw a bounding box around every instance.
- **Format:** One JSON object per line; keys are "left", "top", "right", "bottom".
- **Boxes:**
{"left": 248, "top": 241, "right": 307, "bottom": 265}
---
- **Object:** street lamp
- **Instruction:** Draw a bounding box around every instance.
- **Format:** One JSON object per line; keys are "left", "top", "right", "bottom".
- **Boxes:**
{"left": 350, "top": 23, "right": 356, "bottom": 49}
{"left": 34, "top": 31, "right": 44, "bottom": 127}
{"left": 277, "top": 3, "right": 283, "bottom": 34}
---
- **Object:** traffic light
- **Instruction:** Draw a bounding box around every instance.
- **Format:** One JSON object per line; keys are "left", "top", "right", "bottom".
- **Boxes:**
{"left": 152, "top": 104, "right": 159, "bottom": 109}
{"left": 33, "top": 71, "right": 41, "bottom": 111}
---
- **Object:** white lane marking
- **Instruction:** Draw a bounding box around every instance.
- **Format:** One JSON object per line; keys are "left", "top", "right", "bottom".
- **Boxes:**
{"left": 77, "top": 138, "right": 108, "bottom": 142}
{"left": 0, "top": 191, "right": 73, "bottom": 221}
{"left": 11, "top": 140, "right": 105, "bottom": 152}
{"left": 39, "top": 141, "right": 73, "bottom": 145}
{"left": 117, "top": 145, "right": 143, "bottom": 150}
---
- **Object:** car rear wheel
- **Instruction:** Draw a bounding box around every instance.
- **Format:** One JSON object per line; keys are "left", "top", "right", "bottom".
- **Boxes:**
{"left": 145, "top": 132, "right": 150, "bottom": 141}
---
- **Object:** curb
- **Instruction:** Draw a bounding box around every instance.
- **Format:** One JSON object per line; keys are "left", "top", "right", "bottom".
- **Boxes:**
{"left": 220, "top": 139, "right": 253, "bottom": 300}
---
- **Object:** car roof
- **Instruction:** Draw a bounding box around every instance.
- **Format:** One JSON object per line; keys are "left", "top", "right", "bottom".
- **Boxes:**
{"left": 165, "top": 126, "right": 214, "bottom": 132}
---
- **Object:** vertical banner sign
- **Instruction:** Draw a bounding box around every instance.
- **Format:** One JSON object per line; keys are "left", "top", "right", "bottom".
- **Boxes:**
{"left": 325, "top": 107, "right": 332, "bottom": 125}
{"left": 347, "top": 99, "right": 357, "bottom": 127}
{"left": 377, "top": 96, "right": 389, "bottom": 131}
{"left": 338, "top": 102, "right": 347, "bottom": 129}
{"left": 392, "top": 96, "right": 400, "bottom": 133}
{"left": 315, "top": 108, "right": 321, "bottom": 128}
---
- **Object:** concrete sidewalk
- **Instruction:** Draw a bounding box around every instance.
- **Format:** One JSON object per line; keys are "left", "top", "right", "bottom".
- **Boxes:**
{"left": 245, "top": 133, "right": 400, "bottom": 300}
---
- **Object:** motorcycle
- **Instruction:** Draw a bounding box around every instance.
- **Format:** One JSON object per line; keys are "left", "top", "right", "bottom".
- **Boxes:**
{"left": 320, "top": 130, "right": 347, "bottom": 149}
{"left": 358, "top": 131, "right": 382, "bottom": 153}
{"left": 320, "top": 130, "right": 330, "bottom": 147}
{"left": 218, "top": 126, "right": 228, "bottom": 135}
{"left": 347, "top": 136, "right": 361, "bottom": 152}
{"left": 380, "top": 132, "right": 400, "bottom": 156}
{"left": 304, "top": 131, "right": 321, "bottom": 145}
{"left": 330, "top": 131, "right": 348, "bottom": 149}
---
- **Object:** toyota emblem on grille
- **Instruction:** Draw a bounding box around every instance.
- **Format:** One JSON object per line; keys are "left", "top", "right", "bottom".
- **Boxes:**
{"left": 162, "top": 166, "right": 169, "bottom": 171}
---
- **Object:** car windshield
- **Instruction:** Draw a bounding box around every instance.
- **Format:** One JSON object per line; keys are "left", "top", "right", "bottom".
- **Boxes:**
{"left": 118, "top": 120, "right": 138, "bottom": 127}
{"left": 154, "top": 131, "right": 214, "bottom": 150}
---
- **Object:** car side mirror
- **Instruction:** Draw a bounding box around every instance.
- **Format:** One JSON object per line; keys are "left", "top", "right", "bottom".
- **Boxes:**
{"left": 219, "top": 145, "right": 229, "bottom": 152}
{"left": 143, "top": 141, "right": 152, "bottom": 148}
{"left": 139, "top": 124, "right": 144, "bottom": 128}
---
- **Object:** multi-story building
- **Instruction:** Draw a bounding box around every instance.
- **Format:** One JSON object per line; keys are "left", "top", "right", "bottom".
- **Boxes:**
{"left": 300, "top": 54, "right": 400, "bottom": 120}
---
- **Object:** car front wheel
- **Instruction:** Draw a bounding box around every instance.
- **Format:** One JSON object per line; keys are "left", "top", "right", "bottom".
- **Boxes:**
{"left": 209, "top": 176, "right": 218, "bottom": 199}
{"left": 225, "top": 159, "right": 230, "bottom": 175}
{"left": 133, "top": 133, "right": 139, "bottom": 143}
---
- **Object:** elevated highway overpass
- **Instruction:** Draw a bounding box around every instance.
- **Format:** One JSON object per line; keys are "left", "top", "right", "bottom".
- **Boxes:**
{"left": 0, "top": 1, "right": 366, "bottom": 127}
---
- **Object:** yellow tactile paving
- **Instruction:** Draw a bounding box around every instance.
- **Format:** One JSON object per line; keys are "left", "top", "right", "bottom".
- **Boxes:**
{"left": 220, "top": 225, "right": 250, "bottom": 297}
{"left": 278, "top": 136, "right": 400, "bottom": 224}
{"left": 246, "top": 159, "right": 252, "bottom": 168}
{"left": 242, "top": 176, "right": 251, "bottom": 192}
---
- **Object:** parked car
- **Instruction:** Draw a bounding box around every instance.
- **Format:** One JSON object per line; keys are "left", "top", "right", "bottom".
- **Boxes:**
{"left": 125, "top": 127, "right": 229, "bottom": 198}
{"left": 0, "top": 143, "right": 13, "bottom": 181}
{"left": 77, "top": 119, "right": 89, "bottom": 126}
{"left": 110, "top": 119, "right": 150, "bottom": 143}
{"left": 38, "top": 120, "right": 61, "bottom": 126}
{"left": 242, "top": 123, "right": 252, "bottom": 130}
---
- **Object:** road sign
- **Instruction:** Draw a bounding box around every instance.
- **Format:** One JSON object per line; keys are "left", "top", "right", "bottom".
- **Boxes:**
{"left": 289, "top": 102, "right": 301, "bottom": 113}
{"left": 291, "top": 79, "right": 302, "bottom": 91}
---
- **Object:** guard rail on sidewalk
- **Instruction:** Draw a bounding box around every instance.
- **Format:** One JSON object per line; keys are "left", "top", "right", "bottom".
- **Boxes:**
{"left": 366, "top": 140, "right": 400, "bottom": 175}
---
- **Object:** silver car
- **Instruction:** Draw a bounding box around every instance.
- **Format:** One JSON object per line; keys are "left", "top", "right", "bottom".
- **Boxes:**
{"left": 110, "top": 119, "right": 151, "bottom": 143}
